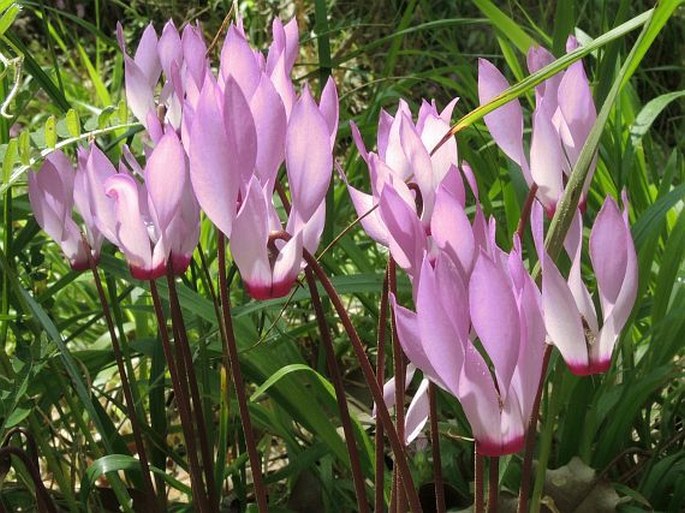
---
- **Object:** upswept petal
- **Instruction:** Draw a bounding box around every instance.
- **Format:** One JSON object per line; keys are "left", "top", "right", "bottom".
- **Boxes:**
{"left": 271, "top": 231, "right": 304, "bottom": 298}
{"left": 431, "top": 182, "right": 474, "bottom": 276}
{"left": 182, "top": 24, "right": 208, "bottom": 87}
{"left": 105, "top": 174, "right": 157, "bottom": 278}
{"left": 230, "top": 178, "right": 272, "bottom": 299}
{"left": 82, "top": 145, "right": 119, "bottom": 245}
{"left": 133, "top": 24, "right": 161, "bottom": 87}
{"left": 398, "top": 113, "right": 435, "bottom": 220}
{"left": 347, "top": 184, "right": 388, "bottom": 245}
{"left": 532, "top": 202, "right": 588, "bottom": 374}
{"left": 188, "top": 80, "right": 240, "bottom": 237}
{"left": 378, "top": 185, "right": 425, "bottom": 276}
{"left": 530, "top": 107, "right": 564, "bottom": 211}
{"left": 250, "top": 73, "right": 287, "bottom": 187}
{"left": 478, "top": 59, "right": 530, "bottom": 183}
{"left": 220, "top": 25, "right": 261, "bottom": 99}
{"left": 565, "top": 211, "right": 599, "bottom": 333}
{"left": 404, "top": 379, "right": 430, "bottom": 444}
{"left": 469, "top": 250, "right": 520, "bottom": 395}
{"left": 526, "top": 45, "right": 560, "bottom": 111}
{"left": 158, "top": 21, "right": 182, "bottom": 78}
{"left": 589, "top": 197, "right": 627, "bottom": 305}
{"left": 223, "top": 78, "right": 259, "bottom": 186}
{"left": 124, "top": 55, "right": 156, "bottom": 126}
{"left": 415, "top": 255, "right": 467, "bottom": 394}
{"left": 556, "top": 61, "right": 596, "bottom": 169}
{"left": 319, "top": 77, "right": 339, "bottom": 148}
{"left": 285, "top": 86, "right": 332, "bottom": 220}
{"left": 145, "top": 130, "right": 187, "bottom": 232}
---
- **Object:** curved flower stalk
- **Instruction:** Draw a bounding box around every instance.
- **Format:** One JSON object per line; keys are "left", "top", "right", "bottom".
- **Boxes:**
{"left": 478, "top": 36, "right": 597, "bottom": 214}
{"left": 346, "top": 98, "right": 467, "bottom": 248}
{"left": 185, "top": 17, "right": 338, "bottom": 299}
{"left": 532, "top": 195, "right": 638, "bottom": 375}
{"left": 102, "top": 130, "right": 200, "bottom": 280}
{"left": 392, "top": 245, "right": 546, "bottom": 456}
{"left": 28, "top": 150, "right": 103, "bottom": 270}
{"left": 118, "top": 20, "right": 208, "bottom": 142}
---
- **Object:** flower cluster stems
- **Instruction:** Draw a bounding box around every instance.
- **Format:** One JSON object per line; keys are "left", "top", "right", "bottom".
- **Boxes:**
{"left": 304, "top": 268, "right": 370, "bottom": 513}
{"left": 474, "top": 452, "right": 485, "bottom": 513}
{"left": 429, "top": 383, "right": 446, "bottom": 513}
{"left": 149, "top": 280, "right": 210, "bottom": 512}
{"left": 301, "top": 247, "right": 424, "bottom": 513}
{"left": 388, "top": 258, "right": 408, "bottom": 513}
{"left": 88, "top": 260, "right": 160, "bottom": 511}
{"left": 517, "top": 345, "right": 553, "bottom": 513}
{"left": 488, "top": 457, "right": 499, "bottom": 513}
{"left": 375, "top": 267, "right": 390, "bottom": 513}
{"left": 217, "top": 234, "right": 269, "bottom": 513}
{"left": 166, "top": 269, "right": 218, "bottom": 509}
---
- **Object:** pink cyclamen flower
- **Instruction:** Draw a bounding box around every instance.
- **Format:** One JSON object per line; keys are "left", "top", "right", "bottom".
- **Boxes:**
{"left": 118, "top": 20, "right": 208, "bottom": 142}
{"left": 478, "top": 36, "right": 596, "bottom": 214}
{"left": 28, "top": 151, "right": 103, "bottom": 271}
{"left": 346, "top": 98, "right": 466, "bottom": 247}
{"left": 392, "top": 246, "right": 545, "bottom": 456}
{"left": 229, "top": 86, "right": 336, "bottom": 299}
{"left": 532, "top": 196, "right": 638, "bottom": 375}
{"left": 185, "top": 18, "right": 338, "bottom": 299}
{"left": 104, "top": 130, "right": 200, "bottom": 279}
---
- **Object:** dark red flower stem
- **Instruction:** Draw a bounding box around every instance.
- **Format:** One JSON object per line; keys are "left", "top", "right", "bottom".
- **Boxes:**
{"left": 149, "top": 280, "right": 210, "bottom": 512}
{"left": 304, "top": 268, "right": 370, "bottom": 513}
{"left": 429, "top": 383, "right": 445, "bottom": 513}
{"left": 474, "top": 451, "right": 485, "bottom": 513}
{"left": 0, "top": 446, "right": 57, "bottom": 513}
{"left": 488, "top": 457, "right": 499, "bottom": 513}
{"left": 217, "top": 234, "right": 269, "bottom": 513}
{"left": 300, "top": 247, "right": 424, "bottom": 513}
{"left": 88, "top": 260, "right": 160, "bottom": 511}
{"left": 515, "top": 185, "right": 539, "bottom": 241}
{"left": 376, "top": 267, "right": 390, "bottom": 513}
{"left": 517, "top": 345, "right": 553, "bottom": 513}
{"left": 388, "top": 257, "right": 407, "bottom": 513}
{"left": 166, "top": 269, "right": 218, "bottom": 509}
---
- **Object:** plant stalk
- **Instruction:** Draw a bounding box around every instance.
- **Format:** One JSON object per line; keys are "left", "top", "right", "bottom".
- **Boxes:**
{"left": 516, "top": 345, "right": 552, "bottom": 513}
{"left": 375, "top": 267, "right": 390, "bottom": 513}
{"left": 474, "top": 451, "right": 484, "bottom": 513}
{"left": 488, "top": 457, "right": 499, "bottom": 513}
{"left": 301, "top": 247, "right": 423, "bottom": 513}
{"left": 166, "top": 269, "right": 218, "bottom": 509}
{"left": 304, "top": 268, "right": 370, "bottom": 513}
{"left": 149, "top": 280, "right": 210, "bottom": 512}
{"left": 217, "top": 234, "right": 269, "bottom": 513}
{"left": 89, "top": 261, "right": 159, "bottom": 511}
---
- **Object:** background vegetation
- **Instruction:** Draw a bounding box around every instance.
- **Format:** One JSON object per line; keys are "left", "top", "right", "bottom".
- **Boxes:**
{"left": 0, "top": 0, "right": 683, "bottom": 511}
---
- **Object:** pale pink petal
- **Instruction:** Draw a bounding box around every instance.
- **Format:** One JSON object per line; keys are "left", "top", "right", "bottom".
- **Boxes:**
{"left": 145, "top": 130, "right": 187, "bottom": 232}
{"left": 478, "top": 59, "right": 531, "bottom": 183}
{"left": 230, "top": 178, "right": 272, "bottom": 299}
{"left": 133, "top": 24, "right": 161, "bottom": 87}
{"left": 319, "top": 77, "right": 339, "bottom": 148}
{"left": 188, "top": 81, "right": 240, "bottom": 237}
{"left": 530, "top": 107, "right": 564, "bottom": 212}
{"left": 469, "top": 251, "right": 520, "bottom": 395}
{"left": 404, "top": 379, "right": 430, "bottom": 444}
{"left": 158, "top": 21, "right": 182, "bottom": 78}
{"left": 250, "top": 73, "right": 287, "bottom": 187}
{"left": 378, "top": 185, "right": 425, "bottom": 276}
{"left": 220, "top": 25, "right": 261, "bottom": 99}
{"left": 271, "top": 231, "right": 304, "bottom": 298}
{"left": 431, "top": 182, "right": 474, "bottom": 276}
{"left": 286, "top": 86, "right": 332, "bottom": 220}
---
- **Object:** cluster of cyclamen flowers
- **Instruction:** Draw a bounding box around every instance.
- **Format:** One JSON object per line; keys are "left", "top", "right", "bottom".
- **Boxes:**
{"left": 28, "top": 15, "right": 637, "bottom": 467}
{"left": 29, "top": 18, "right": 337, "bottom": 298}
{"left": 351, "top": 37, "right": 637, "bottom": 456}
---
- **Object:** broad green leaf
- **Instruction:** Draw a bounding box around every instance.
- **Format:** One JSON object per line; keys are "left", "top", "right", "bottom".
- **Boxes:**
{"left": 630, "top": 90, "right": 685, "bottom": 144}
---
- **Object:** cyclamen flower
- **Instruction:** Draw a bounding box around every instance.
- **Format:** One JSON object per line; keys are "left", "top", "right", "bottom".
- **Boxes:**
{"left": 347, "top": 98, "right": 466, "bottom": 248}
{"left": 103, "top": 131, "right": 200, "bottom": 280}
{"left": 185, "top": 18, "right": 338, "bottom": 299}
{"left": 118, "top": 20, "right": 207, "bottom": 142}
{"left": 479, "top": 37, "right": 597, "bottom": 214}
{"left": 532, "top": 196, "right": 637, "bottom": 375}
{"left": 392, "top": 243, "right": 545, "bottom": 456}
{"left": 28, "top": 151, "right": 103, "bottom": 271}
